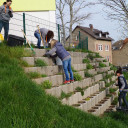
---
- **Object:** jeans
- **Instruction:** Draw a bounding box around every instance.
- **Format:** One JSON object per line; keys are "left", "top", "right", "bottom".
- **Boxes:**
{"left": 0, "top": 20, "right": 9, "bottom": 40}
{"left": 34, "top": 32, "right": 41, "bottom": 48}
{"left": 62, "top": 58, "right": 74, "bottom": 81}
{"left": 118, "top": 91, "right": 128, "bottom": 108}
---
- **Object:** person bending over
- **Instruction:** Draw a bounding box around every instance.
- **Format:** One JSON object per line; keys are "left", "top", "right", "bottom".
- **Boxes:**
{"left": 34, "top": 28, "right": 54, "bottom": 48}
{"left": 44, "top": 39, "right": 74, "bottom": 84}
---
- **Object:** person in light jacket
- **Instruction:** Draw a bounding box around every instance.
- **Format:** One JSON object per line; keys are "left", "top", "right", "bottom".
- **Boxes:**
{"left": 44, "top": 39, "right": 74, "bottom": 84}
{"left": 34, "top": 28, "right": 54, "bottom": 48}
{"left": 0, "top": 0, "right": 13, "bottom": 40}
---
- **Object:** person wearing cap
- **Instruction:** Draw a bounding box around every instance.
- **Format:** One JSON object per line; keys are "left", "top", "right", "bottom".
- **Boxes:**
{"left": 34, "top": 28, "right": 54, "bottom": 48}
{"left": 0, "top": 0, "right": 13, "bottom": 40}
{"left": 116, "top": 67, "right": 128, "bottom": 110}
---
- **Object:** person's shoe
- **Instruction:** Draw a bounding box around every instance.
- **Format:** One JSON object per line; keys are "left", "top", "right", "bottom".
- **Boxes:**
{"left": 64, "top": 81, "right": 70, "bottom": 84}
{"left": 116, "top": 106, "right": 122, "bottom": 110}
{"left": 70, "top": 80, "right": 74, "bottom": 83}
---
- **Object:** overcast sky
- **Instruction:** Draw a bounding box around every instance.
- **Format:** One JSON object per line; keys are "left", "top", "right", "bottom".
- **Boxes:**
{"left": 82, "top": 0, "right": 123, "bottom": 42}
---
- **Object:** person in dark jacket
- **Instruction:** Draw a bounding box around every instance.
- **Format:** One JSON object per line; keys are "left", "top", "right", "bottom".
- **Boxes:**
{"left": 0, "top": 0, "right": 13, "bottom": 40}
{"left": 34, "top": 28, "right": 54, "bottom": 48}
{"left": 44, "top": 39, "right": 74, "bottom": 84}
{"left": 116, "top": 68, "right": 128, "bottom": 109}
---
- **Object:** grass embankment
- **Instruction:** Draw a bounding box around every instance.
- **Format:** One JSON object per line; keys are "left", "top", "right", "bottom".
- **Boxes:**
{"left": 0, "top": 44, "right": 127, "bottom": 128}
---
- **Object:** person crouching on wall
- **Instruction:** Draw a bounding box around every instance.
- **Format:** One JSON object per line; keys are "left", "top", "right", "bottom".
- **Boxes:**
{"left": 44, "top": 39, "right": 74, "bottom": 84}
{"left": 116, "top": 68, "right": 128, "bottom": 110}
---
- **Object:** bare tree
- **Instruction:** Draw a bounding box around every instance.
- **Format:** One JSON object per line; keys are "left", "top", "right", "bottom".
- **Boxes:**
{"left": 56, "top": 0, "right": 66, "bottom": 45}
{"left": 56, "top": 0, "right": 94, "bottom": 47}
{"left": 99, "top": 0, "right": 128, "bottom": 22}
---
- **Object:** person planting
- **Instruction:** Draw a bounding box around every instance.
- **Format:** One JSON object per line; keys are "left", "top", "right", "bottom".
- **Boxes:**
{"left": 44, "top": 39, "right": 74, "bottom": 84}
{"left": 0, "top": 0, "right": 13, "bottom": 40}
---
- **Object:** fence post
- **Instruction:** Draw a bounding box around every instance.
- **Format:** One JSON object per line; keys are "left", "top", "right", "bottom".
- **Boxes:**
{"left": 58, "top": 24, "right": 60, "bottom": 42}
{"left": 23, "top": 13, "right": 26, "bottom": 44}
{"left": 79, "top": 31, "right": 81, "bottom": 49}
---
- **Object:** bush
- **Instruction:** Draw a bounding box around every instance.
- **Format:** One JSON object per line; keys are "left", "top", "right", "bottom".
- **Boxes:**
{"left": 83, "top": 58, "right": 90, "bottom": 63}
{"left": 95, "top": 53, "right": 101, "bottom": 58}
{"left": 41, "top": 80, "right": 52, "bottom": 89}
{"left": 71, "top": 66, "right": 77, "bottom": 72}
{"left": 109, "top": 88, "right": 117, "bottom": 93}
{"left": 75, "top": 87, "right": 84, "bottom": 96}
{"left": 103, "top": 59, "right": 107, "bottom": 62}
{"left": 35, "top": 59, "right": 48, "bottom": 67}
{"left": 87, "top": 64, "right": 93, "bottom": 69}
{"left": 110, "top": 65, "right": 117, "bottom": 71}
{"left": 99, "top": 62, "right": 107, "bottom": 68}
{"left": 85, "top": 72, "right": 93, "bottom": 77}
{"left": 60, "top": 91, "right": 73, "bottom": 99}
{"left": 87, "top": 54, "right": 94, "bottom": 60}
{"left": 74, "top": 73, "right": 82, "bottom": 81}
{"left": 27, "top": 72, "right": 41, "bottom": 79}
{"left": 41, "top": 74, "right": 47, "bottom": 77}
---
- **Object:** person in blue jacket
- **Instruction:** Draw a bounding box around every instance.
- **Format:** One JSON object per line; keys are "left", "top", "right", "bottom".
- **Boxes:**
{"left": 44, "top": 39, "right": 74, "bottom": 84}
{"left": 116, "top": 68, "right": 128, "bottom": 109}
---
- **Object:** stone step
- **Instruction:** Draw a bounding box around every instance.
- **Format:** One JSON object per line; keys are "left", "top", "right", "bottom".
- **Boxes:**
{"left": 22, "top": 56, "right": 84, "bottom": 66}
{"left": 33, "top": 71, "right": 85, "bottom": 86}
{"left": 25, "top": 48, "right": 88, "bottom": 58}
{"left": 88, "top": 89, "right": 118, "bottom": 116}
{"left": 96, "top": 67, "right": 110, "bottom": 73}
{"left": 94, "top": 58, "right": 105, "bottom": 62}
{"left": 75, "top": 89, "right": 107, "bottom": 112}
{"left": 24, "top": 64, "right": 86, "bottom": 76}
{"left": 87, "top": 69, "right": 97, "bottom": 75}
{"left": 46, "top": 78, "right": 92, "bottom": 98}
{"left": 61, "top": 84, "right": 100, "bottom": 106}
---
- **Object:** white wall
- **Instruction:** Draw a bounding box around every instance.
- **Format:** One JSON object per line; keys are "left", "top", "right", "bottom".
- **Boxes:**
{"left": 1, "top": 11, "right": 58, "bottom": 46}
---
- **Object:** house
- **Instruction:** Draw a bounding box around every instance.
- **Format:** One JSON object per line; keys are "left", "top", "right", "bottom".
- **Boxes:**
{"left": 112, "top": 38, "right": 128, "bottom": 66}
{"left": 0, "top": 0, "right": 57, "bottom": 44}
{"left": 67, "top": 25, "right": 113, "bottom": 63}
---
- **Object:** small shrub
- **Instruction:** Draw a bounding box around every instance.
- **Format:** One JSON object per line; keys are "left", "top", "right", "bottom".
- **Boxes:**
{"left": 109, "top": 88, "right": 117, "bottom": 93}
{"left": 87, "top": 64, "right": 93, "bottom": 69}
{"left": 41, "top": 80, "right": 52, "bottom": 89}
{"left": 27, "top": 72, "right": 41, "bottom": 79}
{"left": 71, "top": 66, "right": 77, "bottom": 72}
{"left": 60, "top": 91, "right": 73, "bottom": 99}
{"left": 99, "top": 62, "right": 107, "bottom": 68}
{"left": 75, "top": 87, "right": 84, "bottom": 96}
{"left": 74, "top": 73, "right": 82, "bottom": 81}
{"left": 112, "top": 97, "right": 118, "bottom": 105}
{"left": 35, "top": 59, "right": 48, "bottom": 67}
{"left": 41, "top": 74, "right": 47, "bottom": 77}
{"left": 84, "top": 72, "right": 93, "bottom": 77}
{"left": 87, "top": 54, "right": 94, "bottom": 60}
{"left": 83, "top": 58, "right": 90, "bottom": 63}
{"left": 103, "top": 59, "right": 107, "bottom": 62}
{"left": 19, "top": 60, "right": 29, "bottom": 67}
{"left": 95, "top": 53, "right": 101, "bottom": 58}
{"left": 110, "top": 65, "right": 117, "bottom": 71}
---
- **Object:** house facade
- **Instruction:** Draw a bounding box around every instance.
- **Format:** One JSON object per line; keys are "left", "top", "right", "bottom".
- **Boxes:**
{"left": 112, "top": 38, "right": 128, "bottom": 66}
{"left": 69, "top": 25, "right": 113, "bottom": 63}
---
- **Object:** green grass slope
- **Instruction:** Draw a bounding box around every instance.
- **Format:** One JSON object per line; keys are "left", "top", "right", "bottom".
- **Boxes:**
{"left": 0, "top": 44, "right": 127, "bottom": 128}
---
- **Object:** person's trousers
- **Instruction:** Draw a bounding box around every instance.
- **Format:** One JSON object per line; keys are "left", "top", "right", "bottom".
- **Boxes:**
{"left": 0, "top": 20, "right": 9, "bottom": 40}
{"left": 62, "top": 58, "right": 74, "bottom": 81}
{"left": 34, "top": 32, "right": 41, "bottom": 48}
{"left": 118, "top": 91, "right": 128, "bottom": 108}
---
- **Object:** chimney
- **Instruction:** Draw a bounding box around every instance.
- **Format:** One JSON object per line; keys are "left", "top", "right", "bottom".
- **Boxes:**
{"left": 89, "top": 24, "right": 93, "bottom": 31}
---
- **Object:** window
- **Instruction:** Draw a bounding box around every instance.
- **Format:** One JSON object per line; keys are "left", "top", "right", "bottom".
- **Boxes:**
{"left": 76, "top": 35, "right": 79, "bottom": 41}
{"left": 105, "top": 45, "right": 109, "bottom": 51}
{"left": 106, "top": 56, "right": 110, "bottom": 62}
{"left": 98, "top": 44, "right": 103, "bottom": 51}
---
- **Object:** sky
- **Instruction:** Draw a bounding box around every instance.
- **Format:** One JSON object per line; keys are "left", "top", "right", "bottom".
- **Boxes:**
{"left": 81, "top": 0, "right": 123, "bottom": 42}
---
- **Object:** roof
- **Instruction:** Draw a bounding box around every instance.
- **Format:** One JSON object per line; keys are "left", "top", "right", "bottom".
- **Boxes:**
{"left": 112, "top": 38, "right": 128, "bottom": 50}
{"left": 75, "top": 26, "right": 113, "bottom": 41}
